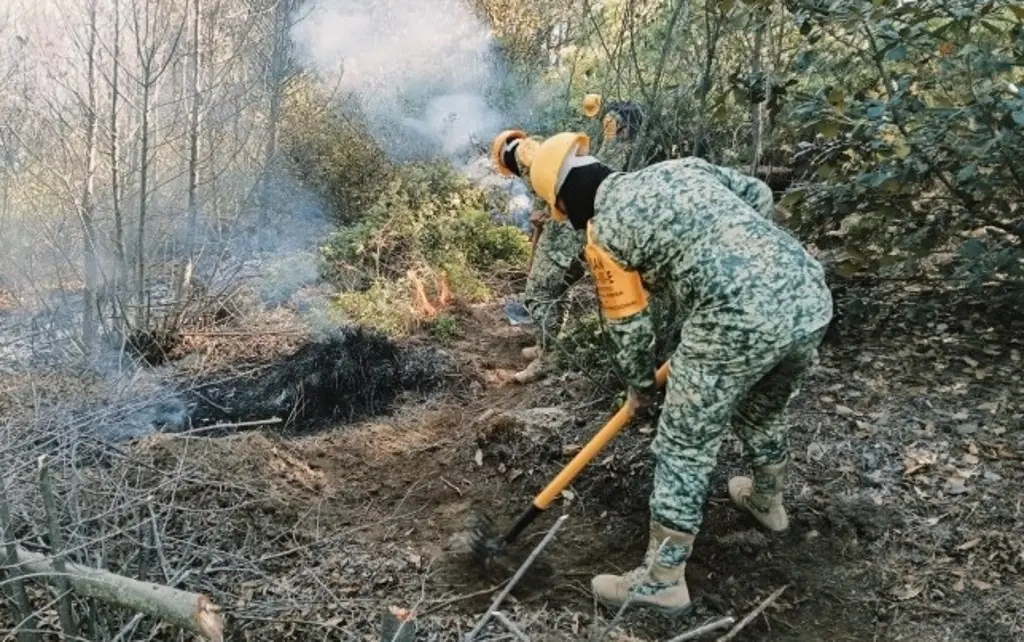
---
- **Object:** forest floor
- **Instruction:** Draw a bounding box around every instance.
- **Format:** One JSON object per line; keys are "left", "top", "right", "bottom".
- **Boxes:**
{"left": 102, "top": 278, "right": 1023, "bottom": 641}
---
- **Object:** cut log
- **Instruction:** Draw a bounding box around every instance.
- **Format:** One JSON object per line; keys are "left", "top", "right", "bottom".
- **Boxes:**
{"left": 0, "top": 545, "right": 224, "bottom": 641}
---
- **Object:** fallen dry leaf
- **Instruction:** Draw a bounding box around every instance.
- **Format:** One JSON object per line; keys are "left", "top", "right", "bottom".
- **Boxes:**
{"left": 835, "top": 404, "right": 856, "bottom": 417}
{"left": 892, "top": 584, "right": 923, "bottom": 601}
{"left": 970, "top": 579, "right": 993, "bottom": 591}
{"left": 904, "top": 448, "right": 937, "bottom": 476}
{"left": 956, "top": 538, "right": 981, "bottom": 551}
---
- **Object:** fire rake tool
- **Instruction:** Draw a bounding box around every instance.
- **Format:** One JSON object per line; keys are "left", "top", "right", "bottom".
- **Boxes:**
{"left": 469, "top": 361, "right": 671, "bottom": 566}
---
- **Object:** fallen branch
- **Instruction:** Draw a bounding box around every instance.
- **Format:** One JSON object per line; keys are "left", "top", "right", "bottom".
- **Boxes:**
{"left": 666, "top": 616, "right": 736, "bottom": 642}
{"left": 715, "top": 584, "right": 790, "bottom": 642}
{"left": 180, "top": 330, "right": 303, "bottom": 337}
{"left": 465, "top": 514, "right": 568, "bottom": 641}
{"left": 493, "top": 611, "right": 530, "bottom": 641}
{"left": 0, "top": 545, "right": 224, "bottom": 641}
{"left": 169, "top": 417, "right": 283, "bottom": 437}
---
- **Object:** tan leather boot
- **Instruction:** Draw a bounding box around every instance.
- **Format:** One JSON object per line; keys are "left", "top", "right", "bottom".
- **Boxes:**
{"left": 512, "top": 351, "right": 554, "bottom": 383}
{"left": 521, "top": 345, "right": 541, "bottom": 360}
{"left": 591, "top": 521, "right": 694, "bottom": 615}
{"left": 728, "top": 459, "right": 789, "bottom": 532}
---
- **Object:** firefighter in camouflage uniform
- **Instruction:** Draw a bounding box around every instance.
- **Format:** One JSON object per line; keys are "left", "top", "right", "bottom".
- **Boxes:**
{"left": 492, "top": 95, "right": 660, "bottom": 383}
{"left": 526, "top": 132, "right": 833, "bottom": 614}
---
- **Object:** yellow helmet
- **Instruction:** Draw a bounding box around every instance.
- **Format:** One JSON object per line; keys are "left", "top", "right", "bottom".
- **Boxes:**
{"left": 582, "top": 93, "right": 602, "bottom": 119}
{"left": 530, "top": 132, "right": 590, "bottom": 222}
{"left": 491, "top": 129, "right": 527, "bottom": 176}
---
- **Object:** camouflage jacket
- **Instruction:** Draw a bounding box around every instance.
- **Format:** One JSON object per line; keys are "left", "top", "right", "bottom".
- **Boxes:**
{"left": 587, "top": 157, "right": 832, "bottom": 393}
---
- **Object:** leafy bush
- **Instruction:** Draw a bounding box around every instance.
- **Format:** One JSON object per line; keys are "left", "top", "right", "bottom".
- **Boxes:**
{"left": 322, "top": 161, "right": 528, "bottom": 279}
{"left": 323, "top": 160, "right": 530, "bottom": 336}
{"left": 780, "top": 0, "right": 1024, "bottom": 283}
{"left": 281, "top": 75, "right": 394, "bottom": 224}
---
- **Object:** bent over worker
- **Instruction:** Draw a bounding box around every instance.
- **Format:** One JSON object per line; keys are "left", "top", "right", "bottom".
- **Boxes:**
{"left": 492, "top": 129, "right": 586, "bottom": 382}
{"left": 528, "top": 132, "right": 833, "bottom": 614}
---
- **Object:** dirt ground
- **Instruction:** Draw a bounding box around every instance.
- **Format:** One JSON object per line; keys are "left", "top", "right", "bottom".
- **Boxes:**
{"left": 108, "top": 282, "right": 1023, "bottom": 642}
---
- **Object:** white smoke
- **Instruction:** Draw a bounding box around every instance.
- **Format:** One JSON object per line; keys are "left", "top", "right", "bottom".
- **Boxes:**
{"left": 291, "top": 0, "right": 527, "bottom": 162}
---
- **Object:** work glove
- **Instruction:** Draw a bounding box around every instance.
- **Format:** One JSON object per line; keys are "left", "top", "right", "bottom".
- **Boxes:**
{"left": 627, "top": 385, "right": 661, "bottom": 422}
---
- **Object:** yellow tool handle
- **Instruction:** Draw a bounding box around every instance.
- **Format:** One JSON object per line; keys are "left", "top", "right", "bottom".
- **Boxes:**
{"left": 526, "top": 218, "right": 542, "bottom": 274}
{"left": 533, "top": 361, "right": 671, "bottom": 510}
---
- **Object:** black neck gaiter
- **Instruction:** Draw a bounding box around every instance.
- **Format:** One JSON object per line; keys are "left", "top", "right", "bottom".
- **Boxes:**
{"left": 559, "top": 163, "right": 613, "bottom": 230}
{"left": 502, "top": 142, "right": 522, "bottom": 177}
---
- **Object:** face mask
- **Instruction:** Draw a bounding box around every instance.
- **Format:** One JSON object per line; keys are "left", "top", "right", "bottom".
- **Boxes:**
{"left": 502, "top": 140, "right": 522, "bottom": 177}
{"left": 558, "top": 163, "right": 613, "bottom": 230}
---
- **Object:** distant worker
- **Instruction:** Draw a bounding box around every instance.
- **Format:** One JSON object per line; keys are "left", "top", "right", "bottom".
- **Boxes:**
{"left": 527, "top": 132, "right": 833, "bottom": 614}
{"left": 582, "top": 93, "right": 647, "bottom": 171}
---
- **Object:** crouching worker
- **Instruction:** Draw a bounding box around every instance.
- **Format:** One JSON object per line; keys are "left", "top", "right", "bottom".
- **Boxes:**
{"left": 529, "top": 133, "right": 833, "bottom": 614}
{"left": 492, "top": 121, "right": 676, "bottom": 384}
{"left": 492, "top": 129, "right": 587, "bottom": 383}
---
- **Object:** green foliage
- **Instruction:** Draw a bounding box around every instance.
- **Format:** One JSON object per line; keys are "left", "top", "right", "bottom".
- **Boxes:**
{"left": 554, "top": 310, "right": 624, "bottom": 390}
{"left": 428, "top": 313, "right": 461, "bottom": 344}
{"left": 323, "top": 160, "right": 530, "bottom": 337}
{"left": 781, "top": 0, "right": 1024, "bottom": 281}
{"left": 321, "top": 160, "right": 529, "bottom": 281}
{"left": 281, "top": 74, "right": 394, "bottom": 224}
{"left": 333, "top": 279, "right": 414, "bottom": 337}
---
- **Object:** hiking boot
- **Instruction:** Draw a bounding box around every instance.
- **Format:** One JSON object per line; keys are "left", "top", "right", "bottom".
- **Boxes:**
{"left": 591, "top": 521, "right": 694, "bottom": 615}
{"left": 521, "top": 345, "right": 541, "bottom": 360}
{"left": 512, "top": 352, "right": 554, "bottom": 384}
{"left": 728, "top": 459, "right": 789, "bottom": 532}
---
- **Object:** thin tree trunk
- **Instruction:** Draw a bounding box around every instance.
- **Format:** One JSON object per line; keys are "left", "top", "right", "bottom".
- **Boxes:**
{"left": 80, "top": 0, "right": 101, "bottom": 356}
{"left": 259, "top": 0, "right": 289, "bottom": 227}
{"left": 186, "top": 0, "right": 202, "bottom": 253}
{"left": 136, "top": 76, "right": 150, "bottom": 327}
{"left": 749, "top": 10, "right": 765, "bottom": 176}
{"left": 748, "top": 10, "right": 765, "bottom": 175}
{"left": 110, "top": 0, "right": 127, "bottom": 289}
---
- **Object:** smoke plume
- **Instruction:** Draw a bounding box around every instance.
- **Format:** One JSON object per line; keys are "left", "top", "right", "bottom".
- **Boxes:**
{"left": 291, "top": 0, "right": 535, "bottom": 162}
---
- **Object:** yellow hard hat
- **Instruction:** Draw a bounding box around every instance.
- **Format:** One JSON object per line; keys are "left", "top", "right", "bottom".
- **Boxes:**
{"left": 491, "top": 129, "right": 527, "bottom": 176}
{"left": 582, "top": 93, "right": 602, "bottom": 119}
{"left": 517, "top": 136, "right": 541, "bottom": 168}
{"left": 530, "top": 132, "right": 590, "bottom": 222}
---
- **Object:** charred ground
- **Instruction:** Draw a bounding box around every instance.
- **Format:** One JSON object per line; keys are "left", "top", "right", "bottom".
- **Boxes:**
{"left": 48, "top": 279, "right": 1021, "bottom": 641}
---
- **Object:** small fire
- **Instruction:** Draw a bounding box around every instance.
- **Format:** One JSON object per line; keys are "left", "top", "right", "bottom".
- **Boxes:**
{"left": 407, "top": 268, "right": 452, "bottom": 320}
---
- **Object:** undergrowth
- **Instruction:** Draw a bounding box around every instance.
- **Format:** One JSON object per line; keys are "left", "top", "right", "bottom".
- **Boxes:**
{"left": 321, "top": 161, "right": 530, "bottom": 336}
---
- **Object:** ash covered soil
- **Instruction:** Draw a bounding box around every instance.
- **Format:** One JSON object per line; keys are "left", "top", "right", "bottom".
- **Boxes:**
{"left": 108, "top": 284, "right": 1022, "bottom": 641}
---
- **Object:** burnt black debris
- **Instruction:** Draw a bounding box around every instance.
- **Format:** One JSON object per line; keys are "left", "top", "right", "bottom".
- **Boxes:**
{"left": 186, "top": 326, "right": 454, "bottom": 434}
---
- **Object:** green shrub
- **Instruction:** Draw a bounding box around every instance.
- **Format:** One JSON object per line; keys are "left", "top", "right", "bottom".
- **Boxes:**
{"left": 281, "top": 75, "right": 394, "bottom": 223}
{"left": 427, "top": 313, "right": 461, "bottom": 344}
{"left": 322, "top": 161, "right": 529, "bottom": 278}
{"left": 333, "top": 279, "right": 416, "bottom": 337}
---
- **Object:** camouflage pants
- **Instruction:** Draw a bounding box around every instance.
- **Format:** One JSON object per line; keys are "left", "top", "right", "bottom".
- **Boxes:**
{"left": 523, "top": 220, "right": 586, "bottom": 351}
{"left": 648, "top": 322, "right": 828, "bottom": 534}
